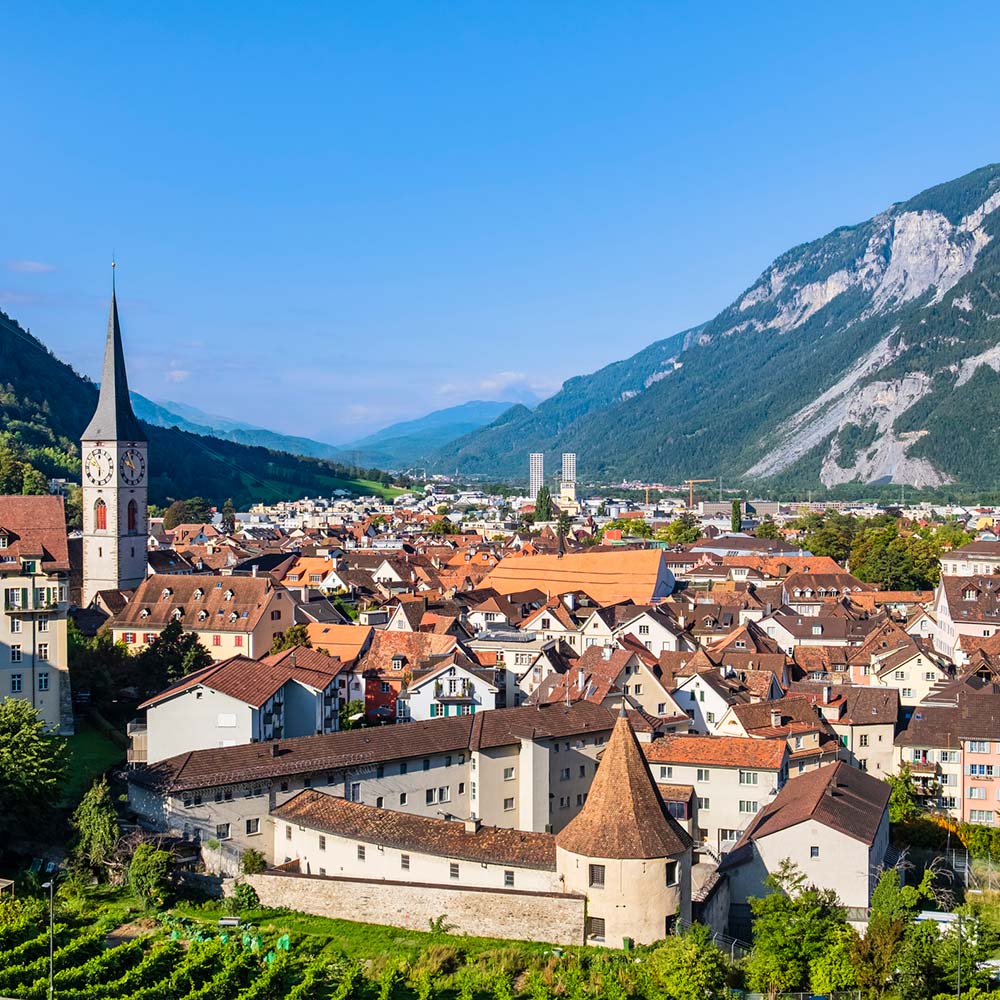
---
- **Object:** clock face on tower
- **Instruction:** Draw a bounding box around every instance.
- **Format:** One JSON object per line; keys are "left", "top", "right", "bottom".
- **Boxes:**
{"left": 84, "top": 448, "right": 114, "bottom": 486}
{"left": 120, "top": 448, "right": 146, "bottom": 486}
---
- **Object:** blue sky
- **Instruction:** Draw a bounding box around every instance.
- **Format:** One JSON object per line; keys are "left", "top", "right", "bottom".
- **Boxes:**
{"left": 4, "top": 3, "right": 1000, "bottom": 442}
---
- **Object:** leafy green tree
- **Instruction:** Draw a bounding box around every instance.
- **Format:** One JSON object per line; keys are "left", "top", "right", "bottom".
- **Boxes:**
{"left": 534, "top": 485, "right": 553, "bottom": 522}
{"left": 597, "top": 502, "right": 608, "bottom": 517}
{"left": 185, "top": 496, "right": 214, "bottom": 524}
{"left": 656, "top": 512, "right": 701, "bottom": 544}
{"left": 746, "top": 860, "right": 848, "bottom": 997}
{"left": 895, "top": 918, "right": 943, "bottom": 999}
{"left": 221, "top": 497, "right": 236, "bottom": 534}
{"left": 556, "top": 511, "right": 571, "bottom": 544}
{"left": 20, "top": 465, "right": 48, "bottom": 495}
{"left": 936, "top": 905, "right": 999, "bottom": 996}
{"left": 885, "top": 764, "right": 922, "bottom": 823}
{"left": 731, "top": 499, "right": 742, "bottom": 533}
{"left": 270, "top": 624, "right": 312, "bottom": 653}
{"left": 240, "top": 849, "right": 266, "bottom": 875}
{"left": 602, "top": 517, "right": 652, "bottom": 538}
{"left": 162, "top": 499, "right": 191, "bottom": 530}
{"left": 427, "top": 518, "right": 458, "bottom": 535}
{"left": 70, "top": 776, "right": 121, "bottom": 878}
{"left": 136, "top": 619, "right": 212, "bottom": 689}
{"left": 645, "top": 923, "right": 729, "bottom": 999}
{"left": 755, "top": 516, "right": 780, "bottom": 539}
{"left": 810, "top": 924, "right": 857, "bottom": 995}
{"left": 339, "top": 699, "right": 366, "bottom": 730}
{"left": 128, "top": 842, "right": 173, "bottom": 908}
{"left": 67, "top": 619, "right": 134, "bottom": 715}
{"left": 0, "top": 699, "right": 66, "bottom": 843}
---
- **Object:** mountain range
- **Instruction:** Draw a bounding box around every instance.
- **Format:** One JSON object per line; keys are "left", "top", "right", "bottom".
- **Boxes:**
{"left": 438, "top": 163, "right": 1000, "bottom": 489}
{"left": 0, "top": 310, "right": 400, "bottom": 510}
{"left": 131, "top": 395, "right": 515, "bottom": 471}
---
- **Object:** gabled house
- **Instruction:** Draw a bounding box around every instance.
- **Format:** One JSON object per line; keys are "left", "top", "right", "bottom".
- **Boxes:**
{"left": 716, "top": 698, "right": 841, "bottom": 775}
{"left": 721, "top": 761, "right": 890, "bottom": 933}
{"left": 133, "top": 646, "right": 342, "bottom": 763}
{"left": 399, "top": 655, "right": 499, "bottom": 721}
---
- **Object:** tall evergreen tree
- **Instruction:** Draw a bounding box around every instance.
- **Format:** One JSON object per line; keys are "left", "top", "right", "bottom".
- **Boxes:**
{"left": 534, "top": 485, "right": 553, "bottom": 522}
{"left": 221, "top": 497, "right": 236, "bottom": 534}
{"left": 731, "top": 499, "right": 742, "bottom": 532}
{"left": 70, "top": 777, "right": 121, "bottom": 878}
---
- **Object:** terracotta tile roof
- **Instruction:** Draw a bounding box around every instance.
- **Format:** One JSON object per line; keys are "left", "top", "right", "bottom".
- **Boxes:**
{"left": 0, "top": 495, "right": 70, "bottom": 573}
{"left": 133, "top": 701, "right": 616, "bottom": 794}
{"left": 721, "top": 555, "right": 846, "bottom": 578}
{"left": 274, "top": 790, "right": 556, "bottom": 870}
{"left": 556, "top": 713, "right": 691, "bottom": 860}
{"left": 114, "top": 574, "right": 285, "bottom": 633}
{"left": 359, "top": 630, "right": 459, "bottom": 677}
{"left": 785, "top": 683, "right": 898, "bottom": 725}
{"left": 723, "top": 761, "right": 889, "bottom": 859}
{"left": 483, "top": 549, "right": 671, "bottom": 605}
{"left": 730, "top": 697, "right": 828, "bottom": 736}
{"left": 645, "top": 734, "right": 787, "bottom": 770}
{"left": 305, "top": 623, "right": 372, "bottom": 662}
{"left": 138, "top": 645, "right": 341, "bottom": 710}
{"left": 941, "top": 575, "right": 1000, "bottom": 622}
{"left": 656, "top": 783, "right": 695, "bottom": 802}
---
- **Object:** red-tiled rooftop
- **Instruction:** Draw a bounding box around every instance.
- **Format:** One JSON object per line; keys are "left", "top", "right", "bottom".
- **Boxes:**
{"left": 274, "top": 790, "right": 557, "bottom": 870}
{"left": 645, "top": 735, "right": 787, "bottom": 770}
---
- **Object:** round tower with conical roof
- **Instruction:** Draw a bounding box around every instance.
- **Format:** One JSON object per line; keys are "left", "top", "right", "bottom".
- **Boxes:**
{"left": 556, "top": 711, "right": 692, "bottom": 946}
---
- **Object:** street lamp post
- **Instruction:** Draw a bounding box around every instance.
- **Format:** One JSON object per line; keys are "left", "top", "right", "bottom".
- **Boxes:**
{"left": 41, "top": 879, "right": 53, "bottom": 1000}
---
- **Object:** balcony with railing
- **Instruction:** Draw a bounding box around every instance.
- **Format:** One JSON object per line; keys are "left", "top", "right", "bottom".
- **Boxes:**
{"left": 127, "top": 720, "right": 148, "bottom": 764}
{"left": 434, "top": 679, "right": 476, "bottom": 703}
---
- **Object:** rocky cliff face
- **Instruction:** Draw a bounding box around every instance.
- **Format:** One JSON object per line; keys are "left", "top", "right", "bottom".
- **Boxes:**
{"left": 439, "top": 164, "right": 1000, "bottom": 488}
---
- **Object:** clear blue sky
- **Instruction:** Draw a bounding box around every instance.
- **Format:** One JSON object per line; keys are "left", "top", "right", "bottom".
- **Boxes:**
{"left": 4, "top": 3, "right": 1000, "bottom": 442}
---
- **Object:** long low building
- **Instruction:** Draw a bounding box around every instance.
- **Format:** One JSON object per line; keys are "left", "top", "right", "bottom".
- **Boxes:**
{"left": 245, "top": 712, "right": 693, "bottom": 947}
{"left": 129, "top": 701, "right": 617, "bottom": 872}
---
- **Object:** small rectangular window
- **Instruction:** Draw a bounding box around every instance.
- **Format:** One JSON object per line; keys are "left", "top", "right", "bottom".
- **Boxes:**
{"left": 665, "top": 861, "right": 677, "bottom": 886}
{"left": 503, "top": 797, "right": 514, "bottom": 811}
{"left": 503, "top": 766, "right": 515, "bottom": 781}
{"left": 504, "top": 869, "right": 515, "bottom": 887}
{"left": 319, "top": 835, "right": 326, "bottom": 851}
{"left": 450, "top": 862, "right": 460, "bottom": 880}
{"left": 810, "top": 845, "right": 820, "bottom": 858}
{"left": 216, "top": 823, "right": 231, "bottom": 840}
{"left": 423, "top": 758, "right": 431, "bottom": 771}
{"left": 357, "top": 845, "right": 366, "bottom": 861}
{"left": 400, "top": 792, "right": 408, "bottom": 806}
{"left": 286, "top": 825, "right": 292, "bottom": 840}
{"left": 401, "top": 853, "right": 410, "bottom": 870}
{"left": 588, "top": 864, "right": 605, "bottom": 888}
{"left": 245, "top": 818, "right": 260, "bottom": 835}
{"left": 586, "top": 916, "right": 605, "bottom": 940}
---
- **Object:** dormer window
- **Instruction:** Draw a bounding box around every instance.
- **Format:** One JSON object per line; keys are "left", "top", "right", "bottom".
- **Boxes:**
{"left": 229, "top": 612, "right": 238, "bottom": 623}
{"left": 161, "top": 587, "right": 173, "bottom": 599}
{"left": 171, "top": 608, "right": 183, "bottom": 620}
{"left": 0, "top": 535, "right": 7, "bottom": 549}
{"left": 193, "top": 588, "right": 204, "bottom": 600}
{"left": 224, "top": 589, "right": 234, "bottom": 601}
{"left": 140, "top": 608, "right": 150, "bottom": 619}
{"left": 198, "top": 610, "right": 208, "bottom": 622}
{"left": 964, "top": 589, "right": 977, "bottom": 601}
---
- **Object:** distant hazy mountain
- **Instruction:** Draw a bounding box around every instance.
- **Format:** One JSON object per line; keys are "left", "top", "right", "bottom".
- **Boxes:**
{"left": 131, "top": 394, "right": 517, "bottom": 471}
{"left": 337, "top": 400, "right": 517, "bottom": 469}
{"left": 0, "top": 312, "right": 400, "bottom": 507}
{"left": 441, "top": 163, "right": 1000, "bottom": 489}
{"left": 129, "top": 393, "right": 345, "bottom": 461}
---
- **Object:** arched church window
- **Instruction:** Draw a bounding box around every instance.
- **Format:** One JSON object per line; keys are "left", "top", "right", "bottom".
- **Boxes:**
{"left": 127, "top": 499, "right": 138, "bottom": 533}
{"left": 95, "top": 499, "right": 107, "bottom": 531}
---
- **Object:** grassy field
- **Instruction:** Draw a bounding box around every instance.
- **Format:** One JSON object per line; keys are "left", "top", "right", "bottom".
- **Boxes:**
{"left": 59, "top": 720, "right": 125, "bottom": 808}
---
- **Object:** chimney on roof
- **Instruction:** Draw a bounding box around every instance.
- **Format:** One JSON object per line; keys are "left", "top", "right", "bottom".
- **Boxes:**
{"left": 822, "top": 684, "right": 832, "bottom": 705}
{"left": 271, "top": 742, "right": 281, "bottom": 757}
{"left": 464, "top": 815, "right": 482, "bottom": 834}
{"left": 603, "top": 645, "right": 613, "bottom": 661}
{"left": 770, "top": 709, "right": 782, "bottom": 728}
{"left": 252, "top": 564, "right": 259, "bottom": 578}
{"left": 577, "top": 669, "right": 585, "bottom": 692}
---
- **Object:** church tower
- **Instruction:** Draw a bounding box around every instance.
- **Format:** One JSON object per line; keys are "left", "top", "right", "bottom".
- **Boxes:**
{"left": 81, "top": 287, "right": 148, "bottom": 606}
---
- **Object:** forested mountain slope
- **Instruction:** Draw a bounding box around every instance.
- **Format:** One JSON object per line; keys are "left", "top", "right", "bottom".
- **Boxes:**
{"left": 440, "top": 164, "right": 1000, "bottom": 488}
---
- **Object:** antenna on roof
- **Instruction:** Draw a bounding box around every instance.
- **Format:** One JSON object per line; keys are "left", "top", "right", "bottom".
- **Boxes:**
{"left": 111, "top": 253, "right": 116, "bottom": 293}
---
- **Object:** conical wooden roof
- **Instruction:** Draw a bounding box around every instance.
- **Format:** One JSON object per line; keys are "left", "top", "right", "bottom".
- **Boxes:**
{"left": 556, "top": 711, "right": 691, "bottom": 860}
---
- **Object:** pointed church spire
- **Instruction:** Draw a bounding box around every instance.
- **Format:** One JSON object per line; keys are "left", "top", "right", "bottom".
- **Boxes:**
{"left": 81, "top": 282, "right": 145, "bottom": 442}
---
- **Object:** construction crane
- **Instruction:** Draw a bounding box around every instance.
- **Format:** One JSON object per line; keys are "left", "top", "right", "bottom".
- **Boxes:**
{"left": 683, "top": 478, "right": 714, "bottom": 510}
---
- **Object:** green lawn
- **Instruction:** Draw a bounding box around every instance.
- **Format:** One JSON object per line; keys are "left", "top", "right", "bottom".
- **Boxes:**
{"left": 59, "top": 720, "right": 125, "bottom": 808}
